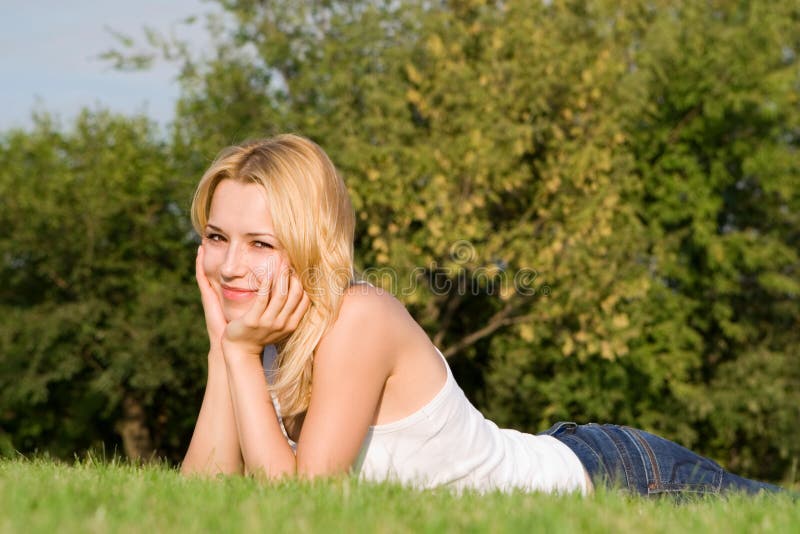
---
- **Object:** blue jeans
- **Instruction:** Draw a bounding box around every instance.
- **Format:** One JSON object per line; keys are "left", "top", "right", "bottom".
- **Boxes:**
{"left": 540, "top": 422, "right": 786, "bottom": 497}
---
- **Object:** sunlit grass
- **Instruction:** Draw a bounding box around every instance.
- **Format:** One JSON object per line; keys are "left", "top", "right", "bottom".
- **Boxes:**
{"left": 0, "top": 457, "right": 796, "bottom": 533}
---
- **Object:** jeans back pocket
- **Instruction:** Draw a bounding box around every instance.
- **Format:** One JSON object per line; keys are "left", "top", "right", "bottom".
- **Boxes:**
{"left": 626, "top": 427, "right": 722, "bottom": 495}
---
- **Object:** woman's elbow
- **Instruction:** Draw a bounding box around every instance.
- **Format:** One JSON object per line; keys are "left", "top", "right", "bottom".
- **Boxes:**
{"left": 245, "top": 457, "right": 297, "bottom": 481}
{"left": 295, "top": 456, "right": 352, "bottom": 480}
{"left": 180, "top": 458, "right": 243, "bottom": 478}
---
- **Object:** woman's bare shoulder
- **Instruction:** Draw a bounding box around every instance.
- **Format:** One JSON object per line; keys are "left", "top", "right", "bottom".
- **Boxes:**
{"left": 340, "top": 282, "right": 405, "bottom": 317}
{"left": 314, "top": 283, "right": 411, "bottom": 366}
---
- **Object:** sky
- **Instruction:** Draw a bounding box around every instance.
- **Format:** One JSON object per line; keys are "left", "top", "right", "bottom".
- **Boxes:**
{"left": 0, "top": 0, "right": 220, "bottom": 131}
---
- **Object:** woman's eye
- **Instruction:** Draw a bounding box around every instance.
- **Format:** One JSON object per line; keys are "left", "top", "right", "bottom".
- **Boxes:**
{"left": 205, "top": 233, "right": 225, "bottom": 242}
{"left": 254, "top": 241, "right": 274, "bottom": 249}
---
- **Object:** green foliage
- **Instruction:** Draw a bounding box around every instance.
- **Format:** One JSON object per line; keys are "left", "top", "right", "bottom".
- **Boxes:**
{"left": 620, "top": 0, "right": 800, "bottom": 478}
{"left": 0, "top": 111, "right": 206, "bottom": 460}
{"left": 1, "top": 0, "right": 798, "bottom": 482}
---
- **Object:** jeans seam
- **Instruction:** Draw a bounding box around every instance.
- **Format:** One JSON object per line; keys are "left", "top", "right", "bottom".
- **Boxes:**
{"left": 623, "top": 427, "right": 663, "bottom": 492}
{"left": 596, "top": 425, "right": 635, "bottom": 491}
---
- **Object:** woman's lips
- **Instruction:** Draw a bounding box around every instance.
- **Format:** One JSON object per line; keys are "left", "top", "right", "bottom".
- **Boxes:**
{"left": 221, "top": 285, "right": 256, "bottom": 301}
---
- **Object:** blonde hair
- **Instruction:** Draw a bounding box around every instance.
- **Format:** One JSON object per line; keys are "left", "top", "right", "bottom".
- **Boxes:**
{"left": 191, "top": 134, "right": 356, "bottom": 416}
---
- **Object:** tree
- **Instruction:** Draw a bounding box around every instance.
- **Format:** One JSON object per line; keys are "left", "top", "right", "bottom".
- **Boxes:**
{"left": 623, "top": 0, "right": 800, "bottom": 477}
{"left": 164, "top": 0, "right": 797, "bottom": 479}
{"left": 3, "top": 0, "right": 798, "bottom": 480}
{"left": 0, "top": 111, "right": 206, "bottom": 461}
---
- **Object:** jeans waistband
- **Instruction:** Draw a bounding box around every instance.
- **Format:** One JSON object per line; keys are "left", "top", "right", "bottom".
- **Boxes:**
{"left": 541, "top": 422, "right": 730, "bottom": 496}
{"left": 539, "top": 422, "right": 610, "bottom": 486}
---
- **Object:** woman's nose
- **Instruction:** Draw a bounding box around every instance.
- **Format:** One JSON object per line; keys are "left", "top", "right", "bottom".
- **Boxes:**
{"left": 220, "top": 243, "right": 248, "bottom": 279}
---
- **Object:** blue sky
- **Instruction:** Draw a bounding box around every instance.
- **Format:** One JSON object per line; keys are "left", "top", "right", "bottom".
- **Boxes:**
{"left": 0, "top": 0, "right": 219, "bottom": 131}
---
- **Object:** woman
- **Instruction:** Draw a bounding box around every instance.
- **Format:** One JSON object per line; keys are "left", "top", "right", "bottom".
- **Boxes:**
{"left": 180, "top": 134, "right": 786, "bottom": 496}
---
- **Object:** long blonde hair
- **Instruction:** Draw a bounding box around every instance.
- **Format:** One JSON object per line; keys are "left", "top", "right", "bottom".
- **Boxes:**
{"left": 191, "top": 134, "right": 356, "bottom": 416}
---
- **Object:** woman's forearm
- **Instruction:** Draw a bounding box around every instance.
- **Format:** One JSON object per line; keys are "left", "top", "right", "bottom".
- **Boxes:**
{"left": 223, "top": 348, "right": 297, "bottom": 479}
{"left": 181, "top": 348, "right": 243, "bottom": 476}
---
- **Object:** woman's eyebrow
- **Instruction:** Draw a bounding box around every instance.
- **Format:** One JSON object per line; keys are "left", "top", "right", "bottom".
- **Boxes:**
{"left": 206, "top": 223, "right": 276, "bottom": 238}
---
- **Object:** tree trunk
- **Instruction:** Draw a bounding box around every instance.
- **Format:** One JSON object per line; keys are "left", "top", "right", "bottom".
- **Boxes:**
{"left": 116, "top": 393, "right": 155, "bottom": 461}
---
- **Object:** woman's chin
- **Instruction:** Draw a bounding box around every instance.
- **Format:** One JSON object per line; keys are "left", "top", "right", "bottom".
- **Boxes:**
{"left": 222, "top": 304, "right": 249, "bottom": 323}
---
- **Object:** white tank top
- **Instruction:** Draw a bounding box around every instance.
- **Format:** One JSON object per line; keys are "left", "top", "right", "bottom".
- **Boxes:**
{"left": 264, "top": 345, "right": 588, "bottom": 494}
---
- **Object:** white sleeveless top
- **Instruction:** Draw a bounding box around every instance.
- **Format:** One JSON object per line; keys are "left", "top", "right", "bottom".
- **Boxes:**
{"left": 263, "top": 345, "right": 588, "bottom": 494}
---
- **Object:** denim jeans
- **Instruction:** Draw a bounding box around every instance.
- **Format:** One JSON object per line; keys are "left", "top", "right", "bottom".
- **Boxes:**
{"left": 540, "top": 422, "right": 785, "bottom": 497}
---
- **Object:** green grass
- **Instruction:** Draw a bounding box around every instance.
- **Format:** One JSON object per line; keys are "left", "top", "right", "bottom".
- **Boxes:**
{"left": 0, "top": 458, "right": 796, "bottom": 533}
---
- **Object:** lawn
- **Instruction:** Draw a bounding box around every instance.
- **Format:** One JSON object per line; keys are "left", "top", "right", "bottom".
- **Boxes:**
{"left": 0, "top": 458, "right": 796, "bottom": 533}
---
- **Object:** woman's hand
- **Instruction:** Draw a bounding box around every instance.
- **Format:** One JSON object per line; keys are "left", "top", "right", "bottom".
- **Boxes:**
{"left": 196, "top": 245, "right": 227, "bottom": 348}
{"left": 222, "top": 255, "right": 312, "bottom": 359}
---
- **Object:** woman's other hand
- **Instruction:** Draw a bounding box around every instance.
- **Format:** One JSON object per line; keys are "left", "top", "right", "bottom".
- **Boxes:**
{"left": 196, "top": 245, "right": 227, "bottom": 348}
{"left": 222, "top": 255, "right": 311, "bottom": 359}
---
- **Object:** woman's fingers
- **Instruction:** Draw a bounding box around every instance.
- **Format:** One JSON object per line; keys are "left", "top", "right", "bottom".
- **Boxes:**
{"left": 195, "top": 245, "right": 211, "bottom": 292}
{"left": 242, "top": 258, "right": 276, "bottom": 325}
{"left": 196, "top": 245, "right": 227, "bottom": 340}
{"left": 196, "top": 246, "right": 216, "bottom": 305}
{"left": 226, "top": 255, "right": 309, "bottom": 348}
{"left": 275, "top": 272, "right": 306, "bottom": 326}
{"left": 256, "top": 258, "right": 307, "bottom": 333}
{"left": 286, "top": 289, "right": 311, "bottom": 330}
{"left": 264, "top": 262, "right": 292, "bottom": 319}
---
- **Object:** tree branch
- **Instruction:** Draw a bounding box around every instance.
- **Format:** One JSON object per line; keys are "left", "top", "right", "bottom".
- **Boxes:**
{"left": 441, "top": 299, "right": 523, "bottom": 358}
{"left": 667, "top": 103, "right": 703, "bottom": 145}
{"left": 433, "top": 289, "right": 463, "bottom": 347}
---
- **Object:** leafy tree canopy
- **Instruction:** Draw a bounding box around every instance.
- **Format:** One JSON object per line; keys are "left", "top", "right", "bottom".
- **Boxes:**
{"left": 1, "top": 0, "right": 798, "bottom": 480}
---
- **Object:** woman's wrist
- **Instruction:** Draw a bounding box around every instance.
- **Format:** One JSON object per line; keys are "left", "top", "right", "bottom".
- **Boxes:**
{"left": 208, "top": 344, "right": 225, "bottom": 366}
{"left": 221, "top": 339, "right": 263, "bottom": 366}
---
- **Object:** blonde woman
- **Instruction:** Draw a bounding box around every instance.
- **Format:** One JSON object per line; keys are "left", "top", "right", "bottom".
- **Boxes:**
{"left": 181, "top": 134, "right": 787, "bottom": 496}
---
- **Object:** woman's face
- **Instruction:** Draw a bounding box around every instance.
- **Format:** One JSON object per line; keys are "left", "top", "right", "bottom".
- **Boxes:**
{"left": 202, "top": 179, "right": 286, "bottom": 321}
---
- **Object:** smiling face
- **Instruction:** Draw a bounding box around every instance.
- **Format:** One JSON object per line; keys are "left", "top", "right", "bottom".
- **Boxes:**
{"left": 191, "top": 135, "right": 358, "bottom": 416}
{"left": 202, "top": 179, "right": 286, "bottom": 321}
